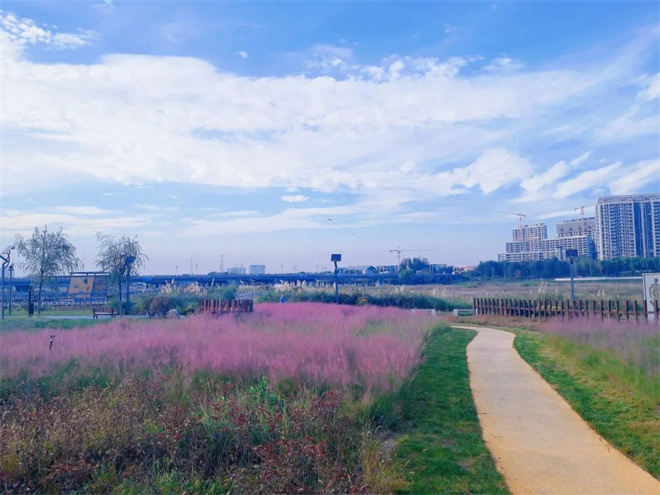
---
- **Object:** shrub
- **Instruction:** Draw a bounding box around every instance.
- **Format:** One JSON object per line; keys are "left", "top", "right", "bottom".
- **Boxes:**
{"left": 257, "top": 290, "right": 467, "bottom": 311}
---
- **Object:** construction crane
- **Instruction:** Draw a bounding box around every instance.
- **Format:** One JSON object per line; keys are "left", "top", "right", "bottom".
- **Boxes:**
{"left": 389, "top": 247, "right": 433, "bottom": 268}
{"left": 574, "top": 204, "right": 595, "bottom": 244}
{"left": 498, "top": 211, "right": 526, "bottom": 227}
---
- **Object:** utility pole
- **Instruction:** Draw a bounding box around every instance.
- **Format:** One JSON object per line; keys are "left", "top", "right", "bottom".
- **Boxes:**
{"left": 8, "top": 264, "right": 13, "bottom": 316}
{"left": 331, "top": 254, "right": 341, "bottom": 304}
{"left": 0, "top": 246, "right": 13, "bottom": 320}
{"left": 125, "top": 255, "right": 136, "bottom": 316}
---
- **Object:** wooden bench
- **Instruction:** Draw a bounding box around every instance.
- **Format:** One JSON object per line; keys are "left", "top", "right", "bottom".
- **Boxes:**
{"left": 92, "top": 306, "right": 116, "bottom": 319}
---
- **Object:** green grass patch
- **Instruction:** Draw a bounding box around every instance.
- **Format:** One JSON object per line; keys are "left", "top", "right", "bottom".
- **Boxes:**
{"left": 393, "top": 326, "right": 509, "bottom": 494}
{"left": 514, "top": 331, "right": 659, "bottom": 477}
{"left": 0, "top": 316, "right": 109, "bottom": 334}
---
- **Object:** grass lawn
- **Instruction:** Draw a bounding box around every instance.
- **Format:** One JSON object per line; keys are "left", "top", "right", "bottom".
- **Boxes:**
{"left": 0, "top": 316, "right": 111, "bottom": 334}
{"left": 514, "top": 330, "right": 659, "bottom": 478}
{"left": 393, "top": 327, "right": 509, "bottom": 494}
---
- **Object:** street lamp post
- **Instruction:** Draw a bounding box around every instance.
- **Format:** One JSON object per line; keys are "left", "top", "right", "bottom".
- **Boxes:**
{"left": 0, "top": 245, "right": 14, "bottom": 320}
{"left": 125, "top": 255, "right": 136, "bottom": 316}
{"left": 8, "top": 264, "right": 14, "bottom": 316}
{"left": 331, "top": 254, "right": 341, "bottom": 304}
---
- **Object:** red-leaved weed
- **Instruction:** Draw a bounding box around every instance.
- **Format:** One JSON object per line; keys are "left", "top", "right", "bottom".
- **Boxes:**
{"left": 539, "top": 317, "right": 659, "bottom": 376}
{"left": 0, "top": 302, "right": 433, "bottom": 391}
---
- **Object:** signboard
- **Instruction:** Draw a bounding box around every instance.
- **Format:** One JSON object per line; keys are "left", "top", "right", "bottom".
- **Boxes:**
{"left": 67, "top": 272, "right": 109, "bottom": 302}
{"left": 642, "top": 273, "right": 660, "bottom": 314}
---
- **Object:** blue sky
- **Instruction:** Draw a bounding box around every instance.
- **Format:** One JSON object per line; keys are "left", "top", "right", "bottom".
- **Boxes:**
{"left": 1, "top": 0, "right": 659, "bottom": 274}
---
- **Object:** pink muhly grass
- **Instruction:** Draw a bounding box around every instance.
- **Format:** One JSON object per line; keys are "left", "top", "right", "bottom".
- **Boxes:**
{"left": 0, "top": 303, "right": 434, "bottom": 391}
{"left": 540, "top": 317, "right": 660, "bottom": 375}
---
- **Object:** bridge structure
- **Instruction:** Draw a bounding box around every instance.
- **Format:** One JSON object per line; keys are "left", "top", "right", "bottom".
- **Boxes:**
{"left": 4, "top": 272, "right": 462, "bottom": 305}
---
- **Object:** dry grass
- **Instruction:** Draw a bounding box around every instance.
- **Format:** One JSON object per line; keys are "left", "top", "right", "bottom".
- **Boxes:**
{"left": 345, "top": 280, "right": 643, "bottom": 305}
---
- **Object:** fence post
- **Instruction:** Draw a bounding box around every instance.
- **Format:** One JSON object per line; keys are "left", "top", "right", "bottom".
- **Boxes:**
{"left": 625, "top": 300, "right": 630, "bottom": 320}
{"left": 655, "top": 300, "right": 659, "bottom": 322}
{"left": 634, "top": 300, "right": 638, "bottom": 322}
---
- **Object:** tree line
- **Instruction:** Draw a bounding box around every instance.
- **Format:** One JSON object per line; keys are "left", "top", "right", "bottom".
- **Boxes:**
{"left": 469, "top": 257, "right": 660, "bottom": 280}
{"left": 11, "top": 226, "right": 147, "bottom": 315}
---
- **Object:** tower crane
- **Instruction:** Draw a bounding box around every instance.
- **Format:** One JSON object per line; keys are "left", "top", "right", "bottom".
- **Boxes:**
{"left": 497, "top": 211, "right": 526, "bottom": 227}
{"left": 573, "top": 205, "right": 595, "bottom": 258}
{"left": 574, "top": 205, "right": 594, "bottom": 235}
{"left": 389, "top": 247, "right": 433, "bottom": 269}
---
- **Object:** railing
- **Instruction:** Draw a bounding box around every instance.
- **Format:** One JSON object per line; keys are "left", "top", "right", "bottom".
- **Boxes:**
{"left": 198, "top": 299, "right": 254, "bottom": 315}
{"left": 473, "top": 298, "right": 659, "bottom": 322}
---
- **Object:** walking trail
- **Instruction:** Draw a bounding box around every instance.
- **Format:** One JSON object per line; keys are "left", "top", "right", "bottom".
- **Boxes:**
{"left": 458, "top": 325, "right": 660, "bottom": 495}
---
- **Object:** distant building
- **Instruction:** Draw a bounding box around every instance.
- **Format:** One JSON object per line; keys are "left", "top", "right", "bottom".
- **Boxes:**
{"left": 557, "top": 217, "right": 596, "bottom": 238}
{"left": 248, "top": 264, "right": 266, "bottom": 275}
{"left": 499, "top": 222, "right": 593, "bottom": 262}
{"left": 338, "top": 265, "right": 377, "bottom": 275}
{"left": 375, "top": 265, "right": 398, "bottom": 273}
{"left": 512, "top": 224, "right": 547, "bottom": 242}
{"left": 595, "top": 194, "right": 660, "bottom": 260}
{"left": 227, "top": 266, "right": 247, "bottom": 275}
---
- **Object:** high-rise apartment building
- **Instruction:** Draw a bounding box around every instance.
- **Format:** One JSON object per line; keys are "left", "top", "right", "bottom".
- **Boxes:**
{"left": 557, "top": 217, "right": 596, "bottom": 238}
{"left": 512, "top": 224, "right": 548, "bottom": 242}
{"left": 595, "top": 194, "right": 660, "bottom": 260}
{"left": 498, "top": 223, "right": 593, "bottom": 262}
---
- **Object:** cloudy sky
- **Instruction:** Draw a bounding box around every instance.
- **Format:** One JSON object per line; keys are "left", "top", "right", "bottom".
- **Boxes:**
{"left": 1, "top": 1, "right": 658, "bottom": 274}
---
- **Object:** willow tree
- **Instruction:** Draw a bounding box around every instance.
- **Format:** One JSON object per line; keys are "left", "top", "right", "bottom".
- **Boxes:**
{"left": 96, "top": 234, "right": 148, "bottom": 315}
{"left": 15, "top": 226, "right": 79, "bottom": 314}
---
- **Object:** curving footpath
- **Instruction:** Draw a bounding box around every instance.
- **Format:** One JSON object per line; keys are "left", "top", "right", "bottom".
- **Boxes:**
{"left": 458, "top": 325, "right": 660, "bottom": 495}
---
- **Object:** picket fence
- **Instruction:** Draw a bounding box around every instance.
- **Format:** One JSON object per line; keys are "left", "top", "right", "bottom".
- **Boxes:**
{"left": 473, "top": 297, "right": 659, "bottom": 322}
{"left": 198, "top": 299, "right": 254, "bottom": 315}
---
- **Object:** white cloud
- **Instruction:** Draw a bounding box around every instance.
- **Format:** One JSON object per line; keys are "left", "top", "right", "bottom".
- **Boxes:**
{"left": 51, "top": 206, "right": 119, "bottom": 215}
{"left": 520, "top": 160, "right": 570, "bottom": 195}
{"left": 0, "top": 14, "right": 657, "bottom": 221}
{"left": 569, "top": 151, "right": 592, "bottom": 167}
{"left": 483, "top": 56, "right": 524, "bottom": 73}
{"left": 0, "top": 209, "right": 149, "bottom": 237}
{"left": 0, "top": 12, "right": 98, "bottom": 50}
{"left": 599, "top": 106, "right": 660, "bottom": 141}
{"left": 237, "top": 50, "right": 249, "bottom": 59}
{"left": 609, "top": 159, "right": 659, "bottom": 195}
{"left": 281, "top": 195, "right": 309, "bottom": 203}
{"left": 552, "top": 163, "right": 622, "bottom": 199}
{"left": 636, "top": 72, "right": 660, "bottom": 102}
{"left": 455, "top": 148, "right": 532, "bottom": 194}
{"left": 518, "top": 152, "right": 592, "bottom": 201}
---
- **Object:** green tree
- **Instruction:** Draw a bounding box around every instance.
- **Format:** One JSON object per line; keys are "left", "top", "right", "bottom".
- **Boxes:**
{"left": 398, "top": 268, "right": 415, "bottom": 284}
{"left": 96, "top": 234, "right": 148, "bottom": 315}
{"left": 15, "top": 226, "right": 79, "bottom": 314}
{"left": 400, "top": 256, "right": 431, "bottom": 272}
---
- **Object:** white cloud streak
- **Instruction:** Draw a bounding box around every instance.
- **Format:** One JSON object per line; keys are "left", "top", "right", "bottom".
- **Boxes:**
{"left": 281, "top": 195, "right": 309, "bottom": 203}
{"left": 1, "top": 12, "right": 98, "bottom": 49}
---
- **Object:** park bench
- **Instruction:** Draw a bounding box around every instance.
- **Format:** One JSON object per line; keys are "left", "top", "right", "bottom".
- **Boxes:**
{"left": 92, "top": 306, "right": 116, "bottom": 319}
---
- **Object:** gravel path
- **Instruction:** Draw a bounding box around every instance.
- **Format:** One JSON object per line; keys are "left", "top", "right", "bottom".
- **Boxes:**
{"left": 458, "top": 325, "right": 660, "bottom": 495}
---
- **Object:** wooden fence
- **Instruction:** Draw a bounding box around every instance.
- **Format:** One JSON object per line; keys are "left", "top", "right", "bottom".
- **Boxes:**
{"left": 473, "top": 298, "right": 659, "bottom": 322}
{"left": 198, "top": 299, "right": 254, "bottom": 315}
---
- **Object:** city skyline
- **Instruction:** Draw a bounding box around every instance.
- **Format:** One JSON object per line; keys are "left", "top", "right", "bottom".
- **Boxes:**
{"left": 1, "top": 1, "right": 658, "bottom": 274}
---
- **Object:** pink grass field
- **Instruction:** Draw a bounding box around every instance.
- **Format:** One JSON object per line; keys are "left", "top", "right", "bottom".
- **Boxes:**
{"left": 540, "top": 318, "right": 660, "bottom": 376}
{"left": 0, "top": 303, "right": 435, "bottom": 391}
